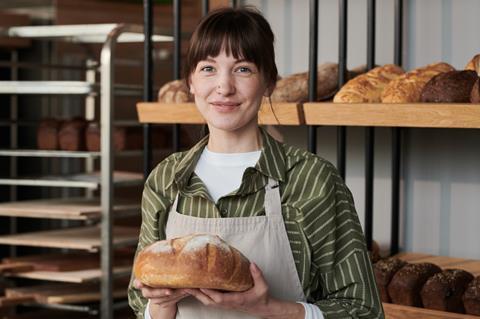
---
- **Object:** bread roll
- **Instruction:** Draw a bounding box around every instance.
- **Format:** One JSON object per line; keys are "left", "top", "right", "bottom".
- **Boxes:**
{"left": 37, "top": 118, "right": 61, "bottom": 150}
{"left": 134, "top": 234, "right": 253, "bottom": 292}
{"left": 270, "top": 63, "right": 366, "bottom": 103}
{"left": 333, "top": 64, "right": 404, "bottom": 103}
{"left": 158, "top": 79, "right": 193, "bottom": 103}
{"left": 381, "top": 62, "right": 455, "bottom": 103}
{"left": 420, "top": 70, "right": 478, "bottom": 103}
{"left": 373, "top": 258, "right": 407, "bottom": 303}
{"left": 463, "top": 276, "right": 480, "bottom": 315}
{"left": 58, "top": 118, "right": 87, "bottom": 151}
{"left": 471, "top": 79, "right": 480, "bottom": 103}
{"left": 465, "top": 54, "right": 480, "bottom": 76}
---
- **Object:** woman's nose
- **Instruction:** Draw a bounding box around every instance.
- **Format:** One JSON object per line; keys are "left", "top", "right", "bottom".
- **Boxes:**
{"left": 215, "top": 74, "right": 235, "bottom": 95}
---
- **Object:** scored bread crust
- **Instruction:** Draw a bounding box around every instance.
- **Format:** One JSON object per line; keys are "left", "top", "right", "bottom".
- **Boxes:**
{"left": 465, "top": 54, "right": 480, "bottom": 76}
{"left": 157, "top": 79, "right": 193, "bottom": 103}
{"left": 134, "top": 234, "right": 253, "bottom": 292}
{"left": 333, "top": 64, "right": 405, "bottom": 103}
{"left": 381, "top": 62, "right": 455, "bottom": 103}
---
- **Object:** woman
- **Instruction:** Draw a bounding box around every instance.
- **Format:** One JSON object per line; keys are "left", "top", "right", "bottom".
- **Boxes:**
{"left": 129, "top": 6, "right": 384, "bottom": 319}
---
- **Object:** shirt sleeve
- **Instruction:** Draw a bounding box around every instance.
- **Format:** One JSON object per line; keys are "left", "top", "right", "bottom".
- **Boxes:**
{"left": 128, "top": 163, "right": 175, "bottom": 318}
{"left": 298, "top": 302, "right": 325, "bottom": 319}
{"left": 302, "top": 164, "right": 384, "bottom": 318}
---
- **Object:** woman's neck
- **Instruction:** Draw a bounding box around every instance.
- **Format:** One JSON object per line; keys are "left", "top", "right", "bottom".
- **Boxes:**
{"left": 207, "top": 126, "right": 262, "bottom": 153}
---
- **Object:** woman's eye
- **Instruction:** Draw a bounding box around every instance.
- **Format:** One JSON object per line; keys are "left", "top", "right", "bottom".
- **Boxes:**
{"left": 236, "top": 66, "right": 252, "bottom": 73}
{"left": 200, "top": 66, "right": 215, "bottom": 72}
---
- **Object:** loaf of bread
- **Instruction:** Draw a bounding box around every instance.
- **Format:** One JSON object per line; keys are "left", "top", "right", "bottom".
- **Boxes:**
{"left": 58, "top": 118, "right": 88, "bottom": 151}
{"left": 373, "top": 258, "right": 408, "bottom": 303}
{"left": 158, "top": 79, "right": 193, "bottom": 103}
{"left": 369, "top": 240, "right": 381, "bottom": 264}
{"left": 134, "top": 234, "right": 253, "bottom": 291}
{"left": 388, "top": 262, "right": 441, "bottom": 307}
{"left": 463, "top": 276, "right": 480, "bottom": 315}
{"left": 465, "top": 54, "right": 480, "bottom": 75}
{"left": 420, "top": 70, "right": 478, "bottom": 103}
{"left": 86, "top": 123, "right": 143, "bottom": 152}
{"left": 270, "top": 63, "right": 366, "bottom": 103}
{"left": 471, "top": 79, "right": 480, "bottom": 103}
{"left": 333, "top": 64, "right": 404, "bottom": 103}
{"left": 420, "top": 269, "right": 474, "bottom": 313}
{"left": 381, "top": 62, "right": 455, "bottom": 103}
{"left": 37, "top": 118, "right": 61, "bottom": 150}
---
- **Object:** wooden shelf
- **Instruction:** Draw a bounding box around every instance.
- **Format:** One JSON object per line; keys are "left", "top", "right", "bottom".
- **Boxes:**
{"left": 0, "top": 197, "right": 139, "bottom": 220}
{"left": 136, "top": 102, "right": 303, "bottom": 125}
{"left": 395, "top": 252, "right": 480, "bottom": 276}
{"left": 383, "top": 303, "right": 479, "bottom": 319}
{"left": 304, "top": 103, "right": 480, "bottom": 128}
{"left": 0, "top": 226, "right": 138, "bottom": 252}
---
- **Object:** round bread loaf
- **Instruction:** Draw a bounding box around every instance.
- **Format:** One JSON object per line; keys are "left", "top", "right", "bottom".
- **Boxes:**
{"left": 134, "top": 234, "right": 254, "bottom": 292}
{"left": 373, "top": 257, "right": 408, "bottom": 303}
{"left": 463, "top": 276, "right": 480, "bottom": 315}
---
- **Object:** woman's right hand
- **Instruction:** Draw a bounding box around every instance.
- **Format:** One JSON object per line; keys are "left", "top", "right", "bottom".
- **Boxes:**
{"left": 133, "top": 279, "right": 190, "bottom": 318}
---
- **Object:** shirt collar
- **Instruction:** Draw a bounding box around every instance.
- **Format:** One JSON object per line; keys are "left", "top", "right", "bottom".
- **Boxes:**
{"left": 168, "top": 127, "right": 286, "bottom": 191}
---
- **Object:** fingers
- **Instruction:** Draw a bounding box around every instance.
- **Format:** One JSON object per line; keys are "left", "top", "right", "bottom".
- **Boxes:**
{"left": 185, "top": 289, "right": 216, "bottom": 306}
{"left": 250, "top": 263, "right": 268, "bottom": 293}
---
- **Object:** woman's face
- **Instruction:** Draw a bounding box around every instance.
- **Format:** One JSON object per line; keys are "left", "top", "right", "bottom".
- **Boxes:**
{"left": 189, "top": 50, "right": 269, "bottom": 135}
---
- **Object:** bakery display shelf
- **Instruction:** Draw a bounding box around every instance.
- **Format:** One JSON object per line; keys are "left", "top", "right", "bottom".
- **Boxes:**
{"left": 383, "top": 303, "right": 479, "bottom": 319}
{"left": 303, "top": 103, "right": 480, "bottom": 129}
{"left": 394, "top": 252, "right": 480, "bottom": 276}
{"left": 0, "top": 198, "right": 139, "bottom": 220}
{"left": 0, "top": 171, "right": 143, "bottom": 189}
{"left": 136, "top": 102, "right": 303, "bottom": 125}
{"left": 0, "top": 226, "right": 138, "bottom": 252}
{"left": 0, "top": 279, "right": 129, "bottom": 307}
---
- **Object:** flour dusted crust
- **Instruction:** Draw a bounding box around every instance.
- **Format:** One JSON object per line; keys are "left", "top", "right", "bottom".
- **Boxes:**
{"left": 157, "top": 79, "right": 193, "bottom": 103}
{"left": 333, "top": 64, "right": 405, "bottom": 103}
{"left": 134, "top": 233, "right": 253, "bottom": 291}
{"left": 381, "top": 62, "right": 455, "bottom": 103}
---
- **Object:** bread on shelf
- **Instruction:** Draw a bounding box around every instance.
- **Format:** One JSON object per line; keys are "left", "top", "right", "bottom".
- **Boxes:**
{"left": 37, "top": 118, "right": 61, "bottom": 150}
{"left": 420, "top": 70, "right": 479, "bottom": 103}
{"left": 158, "top": 79, "right": 193, "bottom": 103}
{"left": 374, "top": 257, "right": 408, "bottom": 303}
{"left": 420, "top": 269, "right": 474, "bottom": 313}
{"left": 463, "top": 276, "right": 480, "bottom": 315}
{"left": 58, "top": 118, "right": 88, "bottom": 151}
{"left": 333, "top": 64, "right": 404, "bottom": 103}
{"left": 134, "top": 233, "right": 253, "bottom": 292}
{"left": 388, "top": 262, "right": 442, "bottom": 307}
{"left": 381, "top": 62, "right": 455, "bottom": 103}
{"left": 465, "top": 53, "right": 480, "bottom": 76}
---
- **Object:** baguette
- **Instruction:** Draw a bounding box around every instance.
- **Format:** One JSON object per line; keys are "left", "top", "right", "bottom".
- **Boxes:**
{"left": 381, "top": 62, "right": 455, "bottom": 103}
{"left": 333, "top": 64, "right": 404, "bottom": 103}
{"left": 134, "top": 233, "right": 253, "bottom": 292}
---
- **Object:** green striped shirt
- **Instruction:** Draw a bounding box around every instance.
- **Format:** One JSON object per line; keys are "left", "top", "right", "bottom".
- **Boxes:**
{"left": 128, "top": 128, "right": 384, "bottom": 319}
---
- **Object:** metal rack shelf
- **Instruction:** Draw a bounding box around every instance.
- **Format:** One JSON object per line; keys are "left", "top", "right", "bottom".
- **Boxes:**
{"left": 0, "top": 149, "right": 145, "bottom": 158}
{"left": 0, "top": 171, "right": 143, "bottom": 189}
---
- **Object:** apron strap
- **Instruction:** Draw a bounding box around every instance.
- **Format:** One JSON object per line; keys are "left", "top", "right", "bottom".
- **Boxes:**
{"left": 264, "top": 177, "right": 282, "bottom": 218}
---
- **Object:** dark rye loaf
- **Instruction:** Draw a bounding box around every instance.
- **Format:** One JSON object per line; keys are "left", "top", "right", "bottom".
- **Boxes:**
{"left": 463, "top": 276, "right": 480, "bottom": 315}
{"left": 374, "top": 258, "right": 408, "bottom": 303}
{"left": 420, "top": 70, "right": 478, "bottom": 103}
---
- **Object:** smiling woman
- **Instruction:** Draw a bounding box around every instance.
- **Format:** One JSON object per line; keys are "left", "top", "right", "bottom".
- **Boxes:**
{"left": 129, "top": 6, "right": 384, "bottom": 319}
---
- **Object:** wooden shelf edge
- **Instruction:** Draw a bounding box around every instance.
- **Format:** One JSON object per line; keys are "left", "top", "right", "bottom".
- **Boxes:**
{"left": 393, "top": 252, "right": 480, "bottom": 276}
{"left": 136, "top": 102, "right": 303, "bottom": 125}
{"left": 304, "top": 103, "right": 480, "bottom": 129}
{"left": 383, "top": 303, "right": 479, "bottom": 319}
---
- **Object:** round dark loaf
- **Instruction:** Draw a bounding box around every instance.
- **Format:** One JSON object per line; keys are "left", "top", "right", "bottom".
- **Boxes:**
{"left": 420, "top": 269, "right": 474, "bottom": 313}
{"left": 374, "top": 258, "right": 408, "bottom": 303}
{"left": 134, "top": 233, "right": 253, "bottom": 292}
{"left": 463, "top": 276, "right": 480, "bottom": 315}
{"left": 388, "top": 262, "right": 441, "bottom": 307}
{"left": 420, "top": 70, "right": 479, "bottom": 103}
{"left": 37, "top": 118, "right": 61, "bottom": 150}
{"left": 58, "top": 118, "right": 87, "bottom": 151}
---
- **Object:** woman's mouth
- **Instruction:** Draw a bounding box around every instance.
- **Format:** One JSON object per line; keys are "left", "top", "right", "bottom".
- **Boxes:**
{"left": 210, "top": 101, "right": 241, "bottom": 112}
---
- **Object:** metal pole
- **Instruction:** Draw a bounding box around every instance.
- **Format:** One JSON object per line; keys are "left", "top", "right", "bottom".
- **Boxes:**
{"left": 143, "top": 0, "right": 153, "bottom": 177}
{"left": 232, "top": 0, "right": 238, "bottom": 8}
{"left": 308, "top": 0, "right": 318, "bottom": 154}
{"left": 202, "top": 0, "right": 209, "bottom": 16}
{"left": 173, "top": 0, "right": 181, "bottom": 152}
{"left": 365, "top": 0, "right": 376, "bottom": 250}
{"left": 391, "top": 0, "right": 403, "bottom": 255}
{"left": 337, "top": 0, "right": 348, "bottom": 179}
{"left": 9, "top": 51, "right": 18, "bottom": 258}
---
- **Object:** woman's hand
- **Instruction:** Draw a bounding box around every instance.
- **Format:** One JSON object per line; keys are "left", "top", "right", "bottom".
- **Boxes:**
{"left": 185, "top": 263, "right": 305, "bottom": 319}
{"left": 133, "top": 279, "right": 190, "bottom": 318}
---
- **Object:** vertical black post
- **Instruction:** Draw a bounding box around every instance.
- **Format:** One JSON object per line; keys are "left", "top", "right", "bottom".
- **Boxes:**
{"left": 202, "top": 0, "right": 209, "bottom": 16}
{"left": 143, "top": 0, "right": 153, "bottom": 177}
{"left": 365, "top": 0, "right": 376, "bottom": 250}
{"left": 337, "top": 0, "right": 348, "bottom": 179}
{"left": 173, "top": 0, "right": 181, "bottom": 152}
{"left": 232, "top": 0, "right": 238, "bottom": 8}
{"left": 391, "top": 0, "right": 403, "bottom": 255}
{"left": 308, "top": 0, "right": 318, "bottom": 154}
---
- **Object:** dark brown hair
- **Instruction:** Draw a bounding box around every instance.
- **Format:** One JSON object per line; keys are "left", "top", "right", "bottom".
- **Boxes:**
{"left": 184, "top": 6, "right": 277, "bottom": 93}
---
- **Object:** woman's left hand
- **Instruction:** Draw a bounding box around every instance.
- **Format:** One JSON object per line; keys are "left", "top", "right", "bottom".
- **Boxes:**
{"left": 185, "top": 262, "right": 272, "bottom": 316}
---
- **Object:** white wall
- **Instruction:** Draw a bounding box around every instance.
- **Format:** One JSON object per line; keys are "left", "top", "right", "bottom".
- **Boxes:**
{"left": 244, "top": 0, "right": 480, "bottom": 259}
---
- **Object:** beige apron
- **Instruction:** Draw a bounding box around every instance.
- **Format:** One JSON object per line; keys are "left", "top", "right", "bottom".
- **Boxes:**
{"left": 165, "top": 177, "right": 306, "bottom": 319}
